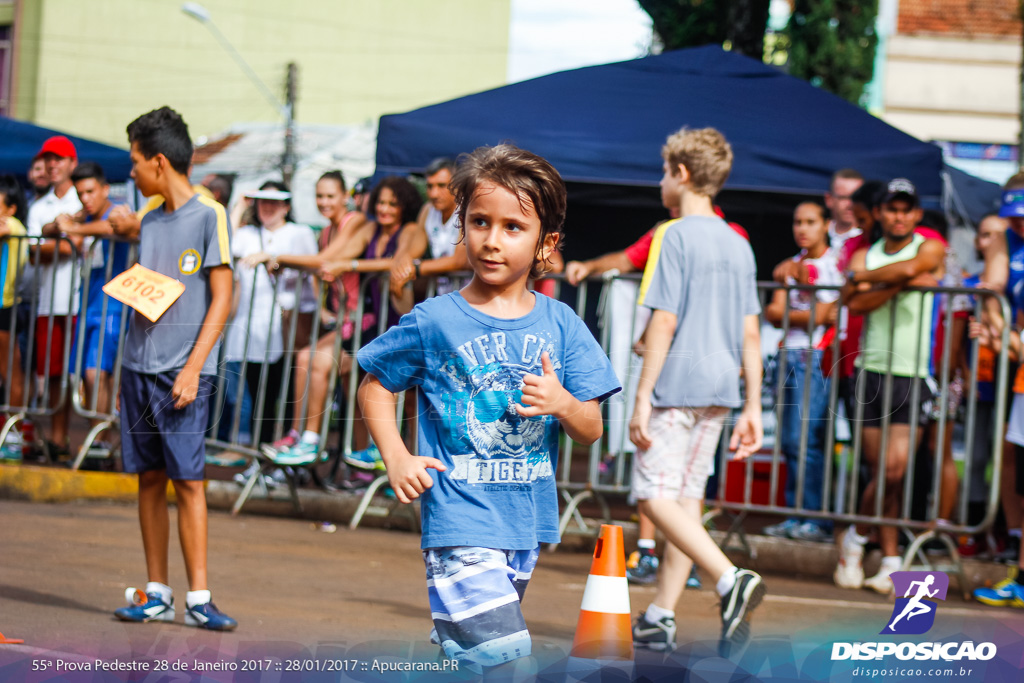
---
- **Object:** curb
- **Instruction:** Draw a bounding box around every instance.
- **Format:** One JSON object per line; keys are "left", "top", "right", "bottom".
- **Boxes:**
{"left": 0, "top": 462, "right": 1014, "bottom": 591}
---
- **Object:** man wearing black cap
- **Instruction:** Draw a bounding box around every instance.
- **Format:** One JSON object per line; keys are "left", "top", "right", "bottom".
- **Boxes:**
{"left": 833, "top": 178, "right": 945, "bottom": 595}
{"left": 25, "top": 135, "right": 82, "bottom": 459}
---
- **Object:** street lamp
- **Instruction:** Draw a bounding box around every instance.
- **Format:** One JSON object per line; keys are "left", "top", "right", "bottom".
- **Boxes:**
{"left": 181, "top": 2, "right": 297, "bottom": 184}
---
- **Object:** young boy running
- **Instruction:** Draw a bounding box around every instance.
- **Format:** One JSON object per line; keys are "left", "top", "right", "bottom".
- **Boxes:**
{"left": 357, "top": 145, "right": 620, "bottom": 674}
{"left": 630, "top": 127, "right": 765, "bottom": 656}
{"left": 113, "top": 107, "right": 236, "bottom": 630}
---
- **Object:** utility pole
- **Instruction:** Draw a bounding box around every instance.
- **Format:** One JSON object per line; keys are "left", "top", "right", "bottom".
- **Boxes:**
{"left": 283, "top": 62, "right": 298, "bottom": 186}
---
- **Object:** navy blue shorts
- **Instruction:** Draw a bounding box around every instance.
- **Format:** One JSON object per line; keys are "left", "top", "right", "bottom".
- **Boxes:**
{"left": 120, "top": 367, "right": 213, "bottom": 480}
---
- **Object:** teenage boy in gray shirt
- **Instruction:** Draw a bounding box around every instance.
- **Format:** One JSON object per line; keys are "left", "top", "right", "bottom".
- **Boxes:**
{"left": 630, "top": 127, "right": 765, "bottom": 657}
{"left": 113, "top": 107, "right": 236, "bottom": 631}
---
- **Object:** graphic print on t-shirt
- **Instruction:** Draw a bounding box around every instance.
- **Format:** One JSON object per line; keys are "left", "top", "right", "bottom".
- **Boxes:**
{"left": 439, "top": 331, "right": 562, "bottom": 487}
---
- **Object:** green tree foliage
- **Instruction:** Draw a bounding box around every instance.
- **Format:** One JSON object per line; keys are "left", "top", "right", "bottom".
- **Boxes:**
{"left": 783, "top": 0, "right": 879, "bottom": 105}
{"left": 637, "top": 0, "right": 770, "bottom": 59}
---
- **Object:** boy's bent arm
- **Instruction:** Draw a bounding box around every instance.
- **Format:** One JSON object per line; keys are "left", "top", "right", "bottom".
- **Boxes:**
{"left": 358, "top": 374, "right": 446, "bottom": 504}
{"left": 172, "top": 264, "right": 232, "bottom": 409}
{"left": 515, "top": 352, "right": 603, "bottom": 444}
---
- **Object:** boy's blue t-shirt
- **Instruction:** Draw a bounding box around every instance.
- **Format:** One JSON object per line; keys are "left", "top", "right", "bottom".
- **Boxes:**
{"left": 357, "top": 292, "right": 621, "bottom": 550}
{"left": 83, "top": 202, "right": 130, "bottom": 318}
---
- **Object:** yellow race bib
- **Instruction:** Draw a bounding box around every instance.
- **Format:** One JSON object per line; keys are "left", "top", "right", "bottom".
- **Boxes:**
{"left": 102, "top": 264, "right": 185, "bottom": 322}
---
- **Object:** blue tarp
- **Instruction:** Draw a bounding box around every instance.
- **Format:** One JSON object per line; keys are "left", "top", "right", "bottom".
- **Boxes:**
{"left": 0, "top": 116, "right": 132, "bottom": 182}
{"left": 376, "top": 45, "right": 945, "bottom": 200}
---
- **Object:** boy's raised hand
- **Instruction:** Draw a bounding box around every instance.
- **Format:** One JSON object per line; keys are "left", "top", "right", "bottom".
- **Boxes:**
{"left": 516, "top": 352, "right": 569, "bottom": 418}
{"left": 387, "top": 450, "right": 447, "bottom": 504}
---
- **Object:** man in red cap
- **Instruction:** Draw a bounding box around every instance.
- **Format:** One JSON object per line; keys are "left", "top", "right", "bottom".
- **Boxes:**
{"left": 25, "top": 135, "right": 82, "bottom": 459}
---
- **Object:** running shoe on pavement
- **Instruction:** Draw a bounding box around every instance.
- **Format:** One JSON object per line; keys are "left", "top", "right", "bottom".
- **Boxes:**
{"left": 973, "top": 574, "right": 1024, "bottom": 608}
{"left": 185, "top": 601, "right": 238, "bottom": 631}
{"left": 115, "top": 589, "right": 174, "bottom": 623}
{"left": 719, "top": 569, "right": 765, "bottom": 657}
{"left": 632, "top": 612, "right": 675, "bottom": 651}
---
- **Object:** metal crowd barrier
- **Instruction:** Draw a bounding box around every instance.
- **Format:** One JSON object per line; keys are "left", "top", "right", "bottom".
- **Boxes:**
{"left": 0, "top": 234, "right": 81, "bottom": 463}
{"left": 558, "top": 272, "right": 1009, "bottom": 594}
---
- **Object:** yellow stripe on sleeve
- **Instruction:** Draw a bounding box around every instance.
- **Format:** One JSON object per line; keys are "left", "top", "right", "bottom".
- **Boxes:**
{"left": 637, "top": 218, "right": 680, "bottom": 306}
{"left": 197, "top": 195, "right": 230, "bottom": 265}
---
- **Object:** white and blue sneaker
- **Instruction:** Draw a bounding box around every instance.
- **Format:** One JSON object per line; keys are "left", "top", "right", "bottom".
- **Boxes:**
{"left": 344, "top": 444, "right": 384, "bottom": 471}
{"left": 271, "top": 441, "right": 322, "bottom": 466}
{"left": 185, "top": 601, "right": 238, "bottom": 631}
{"left": 115, "top": 588, "right": 174, "bottom": 623}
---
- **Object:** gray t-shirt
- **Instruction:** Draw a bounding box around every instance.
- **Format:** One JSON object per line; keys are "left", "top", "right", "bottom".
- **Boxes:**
{"left": 639, "top": 215, "right": 759, "bottom": 408}
{"left": 121, "top": 194, "right": 233, "bottom": 375}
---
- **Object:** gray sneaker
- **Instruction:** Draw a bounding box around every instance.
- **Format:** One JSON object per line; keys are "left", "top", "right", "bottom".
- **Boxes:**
{"left": 789, "top": 521, "right": 832, "bottom": 543}
{"left": 762, "top": 519, "right": 800, "bottom": 538}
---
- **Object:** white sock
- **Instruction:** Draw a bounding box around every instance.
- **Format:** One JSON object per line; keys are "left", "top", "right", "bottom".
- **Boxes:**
{"left": 300, "top": 431, "right": 319, "bottom": 445}
{"left": 879, "top": 556, "right": 901, "bottom": 572}
{"left": 716, "top": 567, "right": 738, "bottom": 597}
{"left": 146, "top": 582, "right": 172, "bottom": 604}
{"left": 645, "top": 603, "right": 674, "bottom": 623}
{"left": 1010, "top": 529, "right": 1022, "bottom": 539}
{"left": 186, "top": 589, "right": 212, "bottom": 608}
{"left": 637, "top": 538, "right": 656, "bottom": 550}
{"left": 843, "top": 526, "right": 867, "bottom": 552}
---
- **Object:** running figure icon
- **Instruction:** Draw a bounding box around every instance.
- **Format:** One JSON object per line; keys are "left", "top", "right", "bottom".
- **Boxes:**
{"left": 887, "top": 574, "right": 939, "bottom": 632}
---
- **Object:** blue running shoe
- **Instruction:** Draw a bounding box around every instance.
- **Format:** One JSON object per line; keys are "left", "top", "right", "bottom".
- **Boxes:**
{"left": 687, "top": 565, "right": 703, "bottom": 590}
{"left": 974, "top": 576, "right": 1024, "bottom": 608}
{"left": 185, "top": 601, "right": 238, "bottom": 631}
{"left": 115, "top": 588, "right": 174, "bottom": 623}
{"left": 271, "top": 441, "right": 322, "bottom": 466}
{"left": 344, "top": 444, "right": 384, "bottom": 471}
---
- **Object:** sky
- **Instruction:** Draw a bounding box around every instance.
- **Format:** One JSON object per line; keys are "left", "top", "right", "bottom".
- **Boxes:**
{"left": 507, "top": 0, "right": 653, "bottom": 83}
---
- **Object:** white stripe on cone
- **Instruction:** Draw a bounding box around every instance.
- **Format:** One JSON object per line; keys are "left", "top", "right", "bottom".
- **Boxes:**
{"left": 579, "top": 575, "right": 631, "bottom": 614}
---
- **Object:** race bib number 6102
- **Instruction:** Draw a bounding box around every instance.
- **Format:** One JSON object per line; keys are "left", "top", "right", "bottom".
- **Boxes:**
{"left": 102, "top": 263, "right": 185, "bottom": 322}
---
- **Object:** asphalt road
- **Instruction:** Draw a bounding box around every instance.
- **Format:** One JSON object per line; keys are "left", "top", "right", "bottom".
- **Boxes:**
{"left": 0, "top": 499, "right": 1021, "bottom": 682}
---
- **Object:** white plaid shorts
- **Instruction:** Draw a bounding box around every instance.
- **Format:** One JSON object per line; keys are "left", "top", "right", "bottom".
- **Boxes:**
{"left": 632, "top": 406, "right": 728, "bottom": 501}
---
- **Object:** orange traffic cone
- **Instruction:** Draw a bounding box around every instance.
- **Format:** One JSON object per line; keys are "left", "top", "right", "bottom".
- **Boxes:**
{"left": 570, "top": 524, "right": 633, "bottom": 664}
{"left": 0, "top": 631, "right": 24, "bottom": 644}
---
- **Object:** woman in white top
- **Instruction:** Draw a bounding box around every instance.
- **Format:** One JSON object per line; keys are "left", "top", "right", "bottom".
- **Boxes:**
{"left": 227, "top": 181, "right": 318, "bottom": 446}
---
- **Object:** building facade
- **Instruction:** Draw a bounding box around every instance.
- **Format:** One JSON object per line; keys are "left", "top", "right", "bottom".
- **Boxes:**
{"left": 878, "top": 0, "right": 1021, "bottom": 182}
{"left": 2, "top": 0, "right": 510, "bottom": 146}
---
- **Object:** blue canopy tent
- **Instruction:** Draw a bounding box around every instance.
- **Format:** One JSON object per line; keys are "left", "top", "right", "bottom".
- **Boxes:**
{"left": 376, "top": 45, "right": 944, "bottom": 201}
{"left": 0, "top": 116, "right": 132, "bottom": 182}
{"left": 943, "top": 163, "right": 1003, "bottom": 227}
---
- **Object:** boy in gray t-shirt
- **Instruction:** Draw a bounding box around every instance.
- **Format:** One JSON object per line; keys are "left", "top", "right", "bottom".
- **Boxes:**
{"left": 113, "top": 107, "right": 236, "bottom": 631}
{"left": 629, "top": 127, "right": 765, "bottom": 657}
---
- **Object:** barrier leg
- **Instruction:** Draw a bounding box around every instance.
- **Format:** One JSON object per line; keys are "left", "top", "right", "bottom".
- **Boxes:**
{"left": 715, "top": 509, "right": 753, "bottom": 563}
{"left": 558, "top": 490, "right": 595, "bottom": 537}
{"left": 284, "top": 468, "right": 303, "bottom": 515}
{"left": 901, "top": 528, "right": 970, "bottom": 600}
{"left": 70, "top": 420, "right": 114, "bottom": 471}
{"left": 231, "top": 461, "right": 270, "bottom": 516}
{"left": 348, "top": 475, "right": 391, "bottom": 530}
{"left": 0, "top": 414, "right": 24, "bottom": 459}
